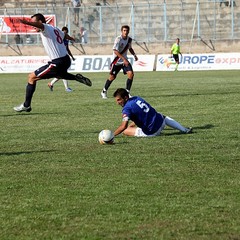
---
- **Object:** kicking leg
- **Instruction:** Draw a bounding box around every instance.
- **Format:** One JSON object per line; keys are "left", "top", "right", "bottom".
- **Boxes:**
{"left": 63, "top": 72, "right": 92, "bottom": 87}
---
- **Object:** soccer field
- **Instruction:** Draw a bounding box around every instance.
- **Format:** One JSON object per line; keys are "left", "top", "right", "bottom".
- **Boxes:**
{"left": 0, "top": 71, "right": 239, "bottom": 239}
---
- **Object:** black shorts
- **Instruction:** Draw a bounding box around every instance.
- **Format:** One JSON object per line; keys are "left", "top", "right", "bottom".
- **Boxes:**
{"left": 74, "top": 8, "right": 80, "bottom": 14}
{"left": 34, "top": 55, "right": 71, "bottom": 79}
{"left": 110, "top": 63, "right": 133, "bottom": 76}
{"left": 173, "top": 54, "right": 179, "bottom": 63}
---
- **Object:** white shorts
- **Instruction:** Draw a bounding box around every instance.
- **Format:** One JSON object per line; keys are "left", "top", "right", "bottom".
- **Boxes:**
{"left": 134, "top": 118, "right": 166, "bottom": 137}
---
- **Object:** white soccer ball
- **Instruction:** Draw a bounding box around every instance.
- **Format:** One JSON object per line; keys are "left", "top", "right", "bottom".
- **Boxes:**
{"left": 98, "top": 129, "right": 114, "bottom": 145}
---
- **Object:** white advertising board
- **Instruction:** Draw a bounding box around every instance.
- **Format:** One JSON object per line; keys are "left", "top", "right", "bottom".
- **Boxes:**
{"left": 0, "top": 55, "right": 155, "bottom": 73}
{"left": 156, "top": 53, "right": 240, "bottom": 71}
{"left": 1, "top": 53, "right": 239, "bottom": 73}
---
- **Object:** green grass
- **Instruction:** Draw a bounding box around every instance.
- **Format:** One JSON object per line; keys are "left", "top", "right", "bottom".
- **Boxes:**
{"left": 0, "top": 71, "right": 239, "bottom": 239}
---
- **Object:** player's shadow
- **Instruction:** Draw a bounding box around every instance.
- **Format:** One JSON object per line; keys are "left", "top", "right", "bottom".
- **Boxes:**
{"left": 0, "top": 150, "right": 54, "bottom": 156}
{"left": 145, "top": 91, "right": 238, "bottom": 98}
{"left": 163, "top": 124, "right": 214, "bottom": 136}
{"left": 1, "top": 112, "right": 58, "bottom": 117}
{"left": 191, "top": 124, "right": 214, "bottom": 130}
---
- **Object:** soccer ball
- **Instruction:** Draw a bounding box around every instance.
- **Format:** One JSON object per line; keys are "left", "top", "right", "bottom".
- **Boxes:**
{"left": 98, "top": 129, "right": 114, "bottom": 144}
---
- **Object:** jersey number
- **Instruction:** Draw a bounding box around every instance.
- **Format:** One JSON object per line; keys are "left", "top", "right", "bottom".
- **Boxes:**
{"left": 54, "top": 29, "right": 63, "bottom": 44}
{"left": 136, "top": 100, "right": 149, "bottom": 113}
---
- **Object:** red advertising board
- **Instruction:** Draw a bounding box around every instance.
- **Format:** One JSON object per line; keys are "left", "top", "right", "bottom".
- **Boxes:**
{"left": 0, "top": 15, "right": 56, "bottom": 35}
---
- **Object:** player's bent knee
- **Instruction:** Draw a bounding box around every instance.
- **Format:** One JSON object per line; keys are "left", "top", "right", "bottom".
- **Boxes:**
{"left": 28, "top": 72, "right": 39, "bottom": 84}
{"left": 109, "top": 75, "right": 116, "bottom": 81}
{"left": 128, "top": 72, "right": 134, "bottom": 79}
{"left": 123, "top": 127, "right": 136, "bottom": 136}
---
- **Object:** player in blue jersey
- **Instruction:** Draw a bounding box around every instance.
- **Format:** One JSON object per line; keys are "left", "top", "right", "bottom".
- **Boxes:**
{"left": 113, "top": 88, "right": 192, "bottom": 137}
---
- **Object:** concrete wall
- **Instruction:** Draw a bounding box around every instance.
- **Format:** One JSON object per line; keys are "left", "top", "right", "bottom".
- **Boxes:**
{"left": 1, "top": 39, "right": 240, "bottom": 57}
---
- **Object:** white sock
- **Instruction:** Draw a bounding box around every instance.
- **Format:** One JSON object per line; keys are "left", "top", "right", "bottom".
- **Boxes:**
{"left": 62, "top": 80, "right": 69, "bottom": 89}
{"left": 165, "top": 116, "right": 187, "bottom": 132}
{"left": 50, "top": 78, "right": 59, "bottom": 85}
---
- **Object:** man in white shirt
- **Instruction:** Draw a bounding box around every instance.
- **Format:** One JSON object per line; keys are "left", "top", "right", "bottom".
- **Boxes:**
{"left": 79, "top": 27, "right": 88, "bottom": 44}
{"left": 100, "top": 25, "right": 138, "bottom": 99}
{"left": 14, "top": 13, "right": 91, "bottom": 112}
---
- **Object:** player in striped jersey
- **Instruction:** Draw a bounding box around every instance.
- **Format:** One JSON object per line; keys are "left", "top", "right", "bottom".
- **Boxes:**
{"left": 101, "top": 25, "right": 138, "bottom": 99}
{"left": 48, "top": 26, "right": 75, "bottom": 92}
{"left": 14, "top": 13, "right": 91, "bottom": 113}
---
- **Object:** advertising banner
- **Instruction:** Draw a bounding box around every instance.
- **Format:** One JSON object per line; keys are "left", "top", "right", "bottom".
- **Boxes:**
{"left": 156, "top": 53, "right": 240, "bottom": 71}
{"left": 1, "top": 53, "right": 239, "bottom": 73}
{"left": 77, "top": 55, "right": 155, "bottom": 72}
{"left": 0, "top": 15, "right": 56, "bottom": 35}
{"left": 0, "top": 55, "right": 155, "bottom": 73}
{"left": 0, "top": 56, "right": 49, "bottom": 73}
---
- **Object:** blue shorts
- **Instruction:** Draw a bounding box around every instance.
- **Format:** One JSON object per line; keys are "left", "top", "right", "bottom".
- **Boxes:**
{"left": 110, "top": 63, "right": 133, "bottom": 76}
{"left": 34, "top": 55, "right": 71, "bottom": 79}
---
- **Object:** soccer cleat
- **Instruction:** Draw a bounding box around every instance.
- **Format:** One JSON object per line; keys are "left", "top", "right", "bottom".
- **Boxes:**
{"left": 76, "top": 74, "right": 92, "bottom": 87}
{"left": 66, "top": 88, "right": 72, "bottom": 92}
{"left": 101, "top": 90, "right": 108, "bottom": 99}
{"left": 48, "top": 82, "right": 53, "bottom": 91}
{"left": 185, "top": 127, "right": 193, "bottom": 134}
{"left": 13, "top": 103, "right": 32, "bottom": 112}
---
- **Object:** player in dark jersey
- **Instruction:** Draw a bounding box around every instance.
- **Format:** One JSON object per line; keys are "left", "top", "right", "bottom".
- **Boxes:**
{"left": 113, "top": 88, "right": 192, "bottom": 137}
{"left": 101, "top": 25, "right": 138, "bottom": 99}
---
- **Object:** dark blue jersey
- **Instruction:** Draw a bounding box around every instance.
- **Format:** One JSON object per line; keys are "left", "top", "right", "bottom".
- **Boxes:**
{"left": 63, "top": 38, "right": 69, "bottom": 47}
{"left": 122, "top": 96, "right": 164, "bottom": 135}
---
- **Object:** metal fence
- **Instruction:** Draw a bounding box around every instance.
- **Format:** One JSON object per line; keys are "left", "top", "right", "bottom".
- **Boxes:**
{"left": 0, "top": 0, "right": 239, "bottom": 46}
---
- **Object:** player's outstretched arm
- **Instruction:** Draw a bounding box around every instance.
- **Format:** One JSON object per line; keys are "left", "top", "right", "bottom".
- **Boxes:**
{"left": 19, "top": 19, "right": 44, "bottom": 31}
{"left": 114, "top": 121, "right": 128, "bottom": 137}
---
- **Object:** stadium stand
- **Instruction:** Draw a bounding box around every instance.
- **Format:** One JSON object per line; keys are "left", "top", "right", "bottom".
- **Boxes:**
{"left": 0, "top": 0, "right": 239, "bottom": 56}
{"left": 0, "top": 0, "right": 65, "bottom": 8}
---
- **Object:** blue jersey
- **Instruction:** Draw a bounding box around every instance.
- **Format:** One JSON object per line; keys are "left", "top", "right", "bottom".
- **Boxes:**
{"left": 122, "top": 96, "right": 164, "bottom": 135}
{"left": 63, "top": 38, "right": 69, "bottom": 47}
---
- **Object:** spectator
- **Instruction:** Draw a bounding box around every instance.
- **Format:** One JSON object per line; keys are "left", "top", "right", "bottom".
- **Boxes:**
{"left": 229, "top": 0, "right": 236, "bottom": 7}
{"left": 78, "top": 27, "right": 88, "bottom": 44}
{"left": 71, "top": 0, "right": 81, "bottom": 27}
{"left": 25, "top": 34, "right": 34, "bottom": 44}
{"left": 72, "top": 29, "right": 80, "bottom": 42}
{"left": 14, "top": 34, "right": 23, "bottom": 44}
